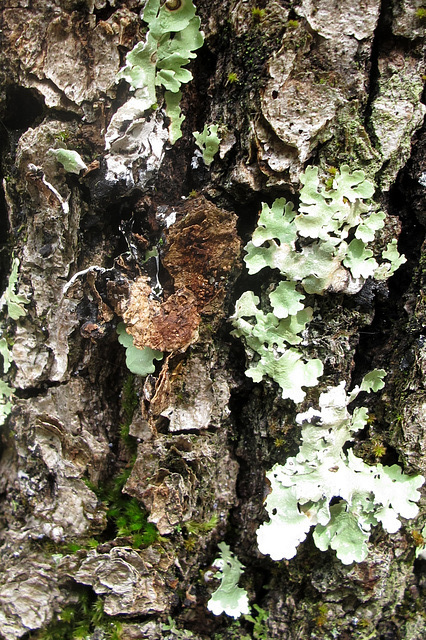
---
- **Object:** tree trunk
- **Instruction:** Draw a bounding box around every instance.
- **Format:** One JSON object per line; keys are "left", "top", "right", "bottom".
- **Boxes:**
{"left": 0, "top": 1, "right": 425, "bottom": 639}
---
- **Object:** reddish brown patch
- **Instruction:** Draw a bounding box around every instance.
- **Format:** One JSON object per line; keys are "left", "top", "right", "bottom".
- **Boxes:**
{"left": 119, "top": 197, "right": 241, "bottom": 353}
{"left": 163, "top": 196, "right": 241, "bottom": 313}
{"left": 121, "top": 276, "right": 200, "bottom": 352}
{"left": 82, "top": 160, "right": 100, "bottom": 176}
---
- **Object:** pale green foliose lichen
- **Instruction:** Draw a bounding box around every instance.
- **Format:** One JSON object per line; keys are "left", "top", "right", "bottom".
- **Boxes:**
{"left": 117, "top": 322, "right": 163, "bottom": 376}
{"left": 0, "top": 338, "right": 12, "bottom": 374}
{"left": 193, "top": 124, "right": 221, "bottom": 166}
{"left": 0, "top": 379, "right": 15, "bottom": 426}
{"left": 0, "top": 257, "right": 31, "bottom": 320}
{"left": 48, "top": 148, "right": 87, "bottom": 174}
{"left": 244, "top": 165, "right": 405, "bottom": 292}
{"left": 0, "top": 258, "right": 30, "bottom": 424}
{"left": 116, "top": 0, "right": 204, "bottom": 143}
{"left": 207, "top": 542, "right": 250, "bottom": 619}
{"left": 257, "top": 372, "right": 425, "bottom": 565}
{"left": 231, "top": 290, "right": 323, "bottom": 404}
{"left": 232, "top": 165, "right": 406, "bottom": 402}
{"left": 165, "top": 90, "right": 185, "bottom": 144}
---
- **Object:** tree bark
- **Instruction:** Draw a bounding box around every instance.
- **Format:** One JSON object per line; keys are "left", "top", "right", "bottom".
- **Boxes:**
{"left": 0, "top": 1, "right": 425, "bottom": 639}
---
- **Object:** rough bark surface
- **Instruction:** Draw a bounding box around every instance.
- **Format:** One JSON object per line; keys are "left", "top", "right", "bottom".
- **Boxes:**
{"left": 0, "top": 0, "right": 425, "bottom": 639}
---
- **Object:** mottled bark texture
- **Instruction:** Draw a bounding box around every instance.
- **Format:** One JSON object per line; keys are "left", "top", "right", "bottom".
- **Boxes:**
{"left": 0, "top": 0, "right": 425, "bottom": 639}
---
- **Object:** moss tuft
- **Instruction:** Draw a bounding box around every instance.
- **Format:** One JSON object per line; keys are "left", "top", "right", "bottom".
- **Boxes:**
{"left": 29, "top": 588, "right": 122, "bottom": 640}
{"left": 286, "top": 19, "right": 299, "bottom": 29}
{"left": 251, "top": 7, "right": 266, "bottom": 22}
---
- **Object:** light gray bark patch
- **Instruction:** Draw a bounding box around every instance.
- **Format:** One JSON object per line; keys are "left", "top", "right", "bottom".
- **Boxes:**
{"left": 124, "top": 431, "right": 239, "bottom": 535}
{"left": 74, "top": 546, "right": 175, "bottom": 615}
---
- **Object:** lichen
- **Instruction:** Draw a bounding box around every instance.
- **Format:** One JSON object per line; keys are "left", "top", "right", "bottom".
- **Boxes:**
{"left": 257, "top": 374, "right": 424, "bottom": 564}
{"left": 193, "top": 124, "right": 222, "bottom": 166}
{"left": 116, "top": 0, "right": 204, "bottom": 144}
{"left": 231, "top": 165, "right": 405, "bottom": 402}
{"left": 0, "top": 258, "right": 30, "bottom": 424}
{"left": 207, "top": 543, "right": 250, "bottom": 619}
{"left": 47, "top": 148, "right": 87, "bottom": 174}
{"left": 117, "top": 322, "right": 163, "bottom": 376}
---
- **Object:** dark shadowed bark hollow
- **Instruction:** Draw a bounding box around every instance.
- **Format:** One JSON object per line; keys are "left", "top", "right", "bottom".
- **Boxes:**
{"left": 0, "top": 0, "right": 425, "bottom": 639}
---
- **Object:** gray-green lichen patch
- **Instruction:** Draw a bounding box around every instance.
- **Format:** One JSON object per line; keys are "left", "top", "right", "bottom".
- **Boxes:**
{"left": 298, "top": 0, "right": 381, "bottom": 40}
{"left": 368, "top": 52, "right": 426, "bottom": 190}
{"left": 392, "top": 0, "right": 426, "bottom": 38}
{"left": 394, "top": 391, "right": 426, "bottom": 476}
{"left": 0, "top": 378, "right": 112, "bottom": 638}
{"left": 259, "top": 73, "right": 344, "bottom": 181}
{"left": 317, "top": 102, "right": 382, "bottom": 179}
{"left": 8, "top": 380, "right": 110, "bottom": 539}
{"left": 247, "top": 0, "right": 425, "bottom": 192}
{"left": 0, "top": 552, "right": 64, "bottom": 639}
{"left": 249, "top": 0, "right": 380, "bottom": 186}
{"left": 231, "top": 0, "right": 290, "bottom": 37}
{"left": 48, "top": 148, "right": 87, "bottom": 174}
{"left": 265, "top": 534, "right": 421, "bottom": 639}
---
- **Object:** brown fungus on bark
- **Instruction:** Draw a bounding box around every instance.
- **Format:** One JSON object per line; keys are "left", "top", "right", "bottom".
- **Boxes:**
{"left": 122, "top": 277, "right": 200, "bottom": 352}
{"left": 120, "top": 196, "right": 241, "bottom": 353}
{"left": 163, "top": 195, "right": 241, "bottom": 314}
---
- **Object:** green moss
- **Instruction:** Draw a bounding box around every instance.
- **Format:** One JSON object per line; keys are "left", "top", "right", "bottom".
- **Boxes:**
{"left": 109, "top": 496, "right": 158, "bottom": 546}
{"left": 286, "top": 19, "right": 299, "bottom": 29}
{"left": 29, "top": 588, "right": 122, "bottom": 640}
{"left": 86, "top": 537, "right": 100, "bottom": 549}
{"left": 371, "top": 437, "right": 387, "bottom": 459}
{"left": 65, "top": 541, "right": 83, "bottom": 554}
{"left": 324, "top": 176, "right": 334, "bottom": 190}
{"left": 81, "top": 456, "right": 159, "bottom": 550}
{"left": 82, "top": 475, "right": 98, "bottom": 493}
{"left": 220, "top": 19, "right": 280, "bottom": 97}
{"left": 30, "top": 533, "right": 101, "bottom": 558}
{"left": 251, "top": 7, "right": 266, "bottom": 22}
{"left": 244, "top": 604, "right": 270, "bottom": 639}
{"left": 315, "top": 603, "right": 328, "bottom": 627}
{"left": 411, "top": 528, "right": 425, "bottom": 548}
{"left": 184, "top": 513, "right": 219, "bottom": 535}
{"left": 54, "top": 131, "right": 70, "bottom": 142}
{"left": 227, "top": 72, "right": 239, "bottom": 84}
{"left": 96, "top": 462, "right": 159, "bottom": 548}
{"left": 121, "top": 374, "right": 138, "bottom": 424}
{"left": 184, "top": 535, "right": 197, "bottom": 551}
{"left": 416, "top": 7, "right": 426, "bottom": 20}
